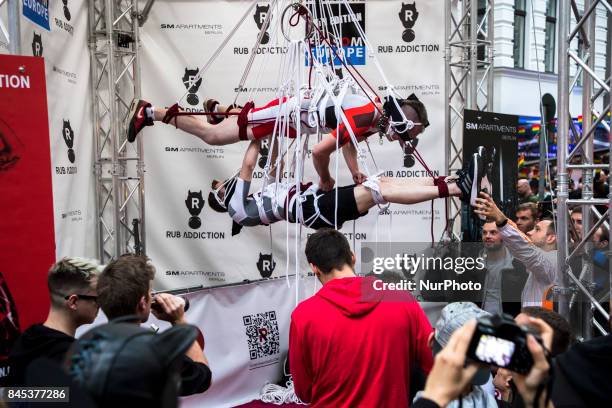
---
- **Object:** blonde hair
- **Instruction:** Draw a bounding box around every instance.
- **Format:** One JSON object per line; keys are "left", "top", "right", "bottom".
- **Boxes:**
{"left": 48, "top": 257, "right": 103, "bottom": 306}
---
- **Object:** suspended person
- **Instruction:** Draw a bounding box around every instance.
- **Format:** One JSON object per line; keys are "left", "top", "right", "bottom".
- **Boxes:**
{"left": 125, "top": 91, "right": 429, "bottom": 191}
{"left": 207, "top": 140, "right": 490, "bottom": 234}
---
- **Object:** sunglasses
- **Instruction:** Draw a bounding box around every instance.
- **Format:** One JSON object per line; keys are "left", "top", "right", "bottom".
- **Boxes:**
{"left": 64, "top": 294, "right": 98, "bottom": 303}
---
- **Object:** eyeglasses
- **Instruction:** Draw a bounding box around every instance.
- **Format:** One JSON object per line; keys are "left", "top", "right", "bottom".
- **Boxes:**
{"left": 64, "top": 294, "right": 98, "bottom": 303}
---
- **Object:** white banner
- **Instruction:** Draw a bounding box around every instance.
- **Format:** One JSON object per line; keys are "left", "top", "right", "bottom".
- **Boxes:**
{"left": 16, "top": 1, "right": 97, "bottom": 259}
{"left": 141, "top": 0, "right": 446, "bottom": 288}
{"left": 174, "top": 279, "right": 294, "bottom": 408}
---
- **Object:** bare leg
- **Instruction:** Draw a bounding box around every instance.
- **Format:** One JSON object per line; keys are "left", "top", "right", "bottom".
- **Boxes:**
{"left": 353, "top": 178, "right": 462, "bottom": 213}
{"left": 153, "top": 107, "right": 253, "bottom": 146}
{"left": 379, "top": 176, "right": 435, "bottom": 186}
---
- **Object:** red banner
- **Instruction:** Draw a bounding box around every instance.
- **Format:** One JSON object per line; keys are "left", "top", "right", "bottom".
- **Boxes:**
{"left": 0, "top": 54, "right": 55, "bottom": 354}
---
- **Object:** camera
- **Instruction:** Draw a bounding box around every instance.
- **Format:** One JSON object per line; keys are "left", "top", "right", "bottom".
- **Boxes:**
{"left": 467, "top": 314, "right": 541, "bottom": 374}
{"left": 151, "top": 295, "right": 190, "bottom": 313}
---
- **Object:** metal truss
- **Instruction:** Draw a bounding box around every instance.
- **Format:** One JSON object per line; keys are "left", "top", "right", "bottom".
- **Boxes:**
{"left": 0, "top": 0, "right": 20, "bottom": 54}
{"left": 89, "top": 0, "right": 145, "bottom": 263}
{"left": 444, "top": 0, "right": 495, "bottom": 239}
{"left": 557, "top": 0, "right": 611, "bottom": 338}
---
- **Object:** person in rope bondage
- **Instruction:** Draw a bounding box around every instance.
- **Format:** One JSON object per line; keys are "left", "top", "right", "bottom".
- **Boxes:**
{"left": 126, "top": 92, "right": 429, "bottom": 192}
{"left": 207, "top": 140, "right": 489, "bottom": 235}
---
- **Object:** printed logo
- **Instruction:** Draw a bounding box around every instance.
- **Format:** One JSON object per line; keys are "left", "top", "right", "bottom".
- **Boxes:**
{"left": 398, "top": 2, "right": 419, "bottom": 43}
{"left": 61, "top": 209, "right": 83, "bottom": 222}
{"left": 253, "top": 4, "right": 271, "bottom": 45}
{"left": 182, "top": 68, "right": 202, "bottom": 106}
{"left": 62, "top": 0, "right": 71, "bottom": 21}
{"left": 377, "top": 3, "right": 440, "bottom": 55}
{"left": 0, "top": 118, "right": 21, "bottom": 172}
{"left": 308, "top": 2, "right": 366, "bottom": 66}
{"left": 256, "top": 253, "right": 276, "bottom": 278}
{"left": 403, "top": 138, "right": 418, "bottom": 168}
{"left": 185, "top": 190, "right": 205, "bottom": 229}
{"left": 258, "top": 139, "right": 269, "bottom": 169}
{"left": 32, "top": 32, "right": 43, "bottom": 57}
{"left": 159, "top": 23, "right": 223, "bottom": 35}
{"left": 165, "top": 189, "right": 225, "bottom": 240}
{"left": 243, "top": 311, "right": 280, "bottom": 361}
{"left": 62, "top": 120, "right": 75, "bottom": 163}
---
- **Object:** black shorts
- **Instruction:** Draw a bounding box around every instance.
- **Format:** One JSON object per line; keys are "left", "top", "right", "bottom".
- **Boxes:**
{"left": 300, "top": 184, "right": 368, "bottom": 229}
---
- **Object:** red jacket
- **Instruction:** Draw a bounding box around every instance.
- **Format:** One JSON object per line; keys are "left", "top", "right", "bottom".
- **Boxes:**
{"left": 289, "top": 276, "right": 433, "bottom": 407}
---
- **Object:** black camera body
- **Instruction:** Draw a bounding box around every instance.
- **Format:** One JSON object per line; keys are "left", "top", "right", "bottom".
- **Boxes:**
{"left": 467, "top": 314, "right": 539, "bottom": 374}
{"left": 151, "top": 295, "right": 190, "bottom": 313}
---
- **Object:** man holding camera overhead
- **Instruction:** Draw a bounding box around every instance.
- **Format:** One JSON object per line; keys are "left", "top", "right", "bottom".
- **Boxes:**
{"left": 474, "top": 193, "right": 558, "bottom": 307}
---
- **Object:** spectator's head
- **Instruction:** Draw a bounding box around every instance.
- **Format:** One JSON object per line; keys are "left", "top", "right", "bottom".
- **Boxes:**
{"left": 482, "top": 222, "right": 503, "bottom": 251}
{"left": 529, "top": 178, "right": 539, "bottom": 196}
{"left": 431, "top": 302, "right": 491, "bottom": 386}
{"left": 517, "top": 179, "right": 531, "bottom": 197}
{"left": 593, "top": 226, "right": 609, "bottom": 249}
{"left": 527, "top": 219, "right": 557, "bottom": 250}
{"left": 305, "top": 229, "right": 354, "bottom": 283}
{"left": 571, "top": 208, "right": 583, "bottom": 240}
{"left": 517, "top": 307, "right": 573, "bottom": 356}
{"left": 97, "top": 254, "right": 155, "bottom": 322}
{"left": 515, "top": 202, "right": 538, "bottom": 234}
{"left": 48, "top": 257, "right": 102, "bottom": 326}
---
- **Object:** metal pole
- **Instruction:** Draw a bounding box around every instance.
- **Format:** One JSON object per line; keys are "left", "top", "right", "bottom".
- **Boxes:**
{"left": 7, "top": 0, "right": 20, "bottom": 55}
{"left": 579, "top": 0, "right": 595, "bottom": 340}
{"left": 556, "top": 0, "right": 571, "bottom": 320}
{"left": 133, "top": 0, "right": 146, "bottom": 255}
{"left": 104, "top": 0, "right": 123, "bottom": 258}
{"left": 470, "top": 0, "right": 478, "bottom": 109}
{"left": 445, "top": 0, "right": 452, "bottom": 237}
{"left": 487, "top": 0, "right": 495, "bottom": 110}
{"left": 88, "top": 1, "right": 104, "bottom": 261}
{"left": 609, "top": 12, "right": 612, "bottom": 329}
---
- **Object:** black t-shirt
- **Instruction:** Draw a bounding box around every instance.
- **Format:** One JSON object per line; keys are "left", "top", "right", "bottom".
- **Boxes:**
{"left": 179, "top": 355, "right": 212, "bottom": 396}
{"left": 2, "top": 324, "right": 75, "bottom": 386}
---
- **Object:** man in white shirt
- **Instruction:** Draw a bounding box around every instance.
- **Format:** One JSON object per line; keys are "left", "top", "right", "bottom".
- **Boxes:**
{"left": 474, "top": 193, "right": 558, "bottom": 307}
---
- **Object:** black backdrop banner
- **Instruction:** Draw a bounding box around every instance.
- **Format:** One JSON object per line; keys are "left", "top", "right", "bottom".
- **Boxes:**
{"left": 462, "top": 109, "right": 519, "bottom": 241}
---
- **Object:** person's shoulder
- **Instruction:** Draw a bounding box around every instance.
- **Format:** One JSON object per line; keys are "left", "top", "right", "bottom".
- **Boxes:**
{"left": 291, "top": 295, "right": 323, "bottom": 321}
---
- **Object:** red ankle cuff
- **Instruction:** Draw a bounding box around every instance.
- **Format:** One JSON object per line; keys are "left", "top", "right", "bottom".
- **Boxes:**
{"left": 436, "top": 177, "right": 449, "bottom": 198}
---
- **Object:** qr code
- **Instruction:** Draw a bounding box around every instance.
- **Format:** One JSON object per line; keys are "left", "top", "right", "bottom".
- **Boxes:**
{"left": 243, "top": 311, "right": 280, "bottom": 360}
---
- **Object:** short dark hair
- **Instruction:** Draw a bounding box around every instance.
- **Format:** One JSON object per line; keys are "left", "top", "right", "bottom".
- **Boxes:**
{"left": 541, "top": 218, "right": 556, "bottom": 236}
{"left": 97, "top": 254, "right": 155, "bottom": 319}
{"left": 402, "top": 94, "right": 429, "bottom": 128}
{"left": 517, "top": 202, "right": 538, "bottom": 220}
{"left": 48, "top": 258, "right": 101, "bottom": 307}
{"left": 520, "top": 306, "right": 573, "bottom": 356}
{"left": 305, "top": 229, "right": 353, "bottom": 274}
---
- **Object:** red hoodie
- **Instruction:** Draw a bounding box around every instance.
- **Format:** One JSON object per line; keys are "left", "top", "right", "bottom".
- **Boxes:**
{"left": 289, "top": 276, "right": 433, "bottom": 407}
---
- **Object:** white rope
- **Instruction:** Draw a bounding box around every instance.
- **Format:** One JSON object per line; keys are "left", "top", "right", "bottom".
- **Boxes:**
{"left": 177, "top": 0, "right": 259, "bottom": 104}
{"left": 234, "top": 0, "right": 281, "bottom": 105}
{"left": 260, "top": 378, "right": 306, "bottom": 405}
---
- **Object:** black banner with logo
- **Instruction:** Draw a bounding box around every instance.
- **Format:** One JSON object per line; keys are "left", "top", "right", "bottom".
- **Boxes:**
{"left": 462, "top": 110, "right": 519, "bottom": 241}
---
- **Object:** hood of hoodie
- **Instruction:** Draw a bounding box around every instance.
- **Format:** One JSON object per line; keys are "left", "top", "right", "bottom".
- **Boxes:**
{"left": 316, "top": 276, "right": 383, "bottom": 317}
{"left": 556, "top": 334, "right": 612, "bottom": 405}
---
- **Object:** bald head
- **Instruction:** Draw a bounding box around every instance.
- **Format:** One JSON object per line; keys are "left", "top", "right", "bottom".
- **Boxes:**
{"left": 517, "top": 179, "right": 531, "bottom": 196}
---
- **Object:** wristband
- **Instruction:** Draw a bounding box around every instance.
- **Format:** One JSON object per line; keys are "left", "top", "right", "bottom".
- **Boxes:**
{"left": 496, "top": 218, "right": 508, "bottom": 228}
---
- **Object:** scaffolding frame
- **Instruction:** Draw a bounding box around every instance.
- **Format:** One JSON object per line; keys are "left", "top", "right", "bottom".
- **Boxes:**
{"left": 557, "top": 0, "right": 611, "bottom": 338}
{"left": 445, "top": 0, "right": 495, "bottom": 239}
{"left": 89, "top": 0, "right": 145, "bottom": 263}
